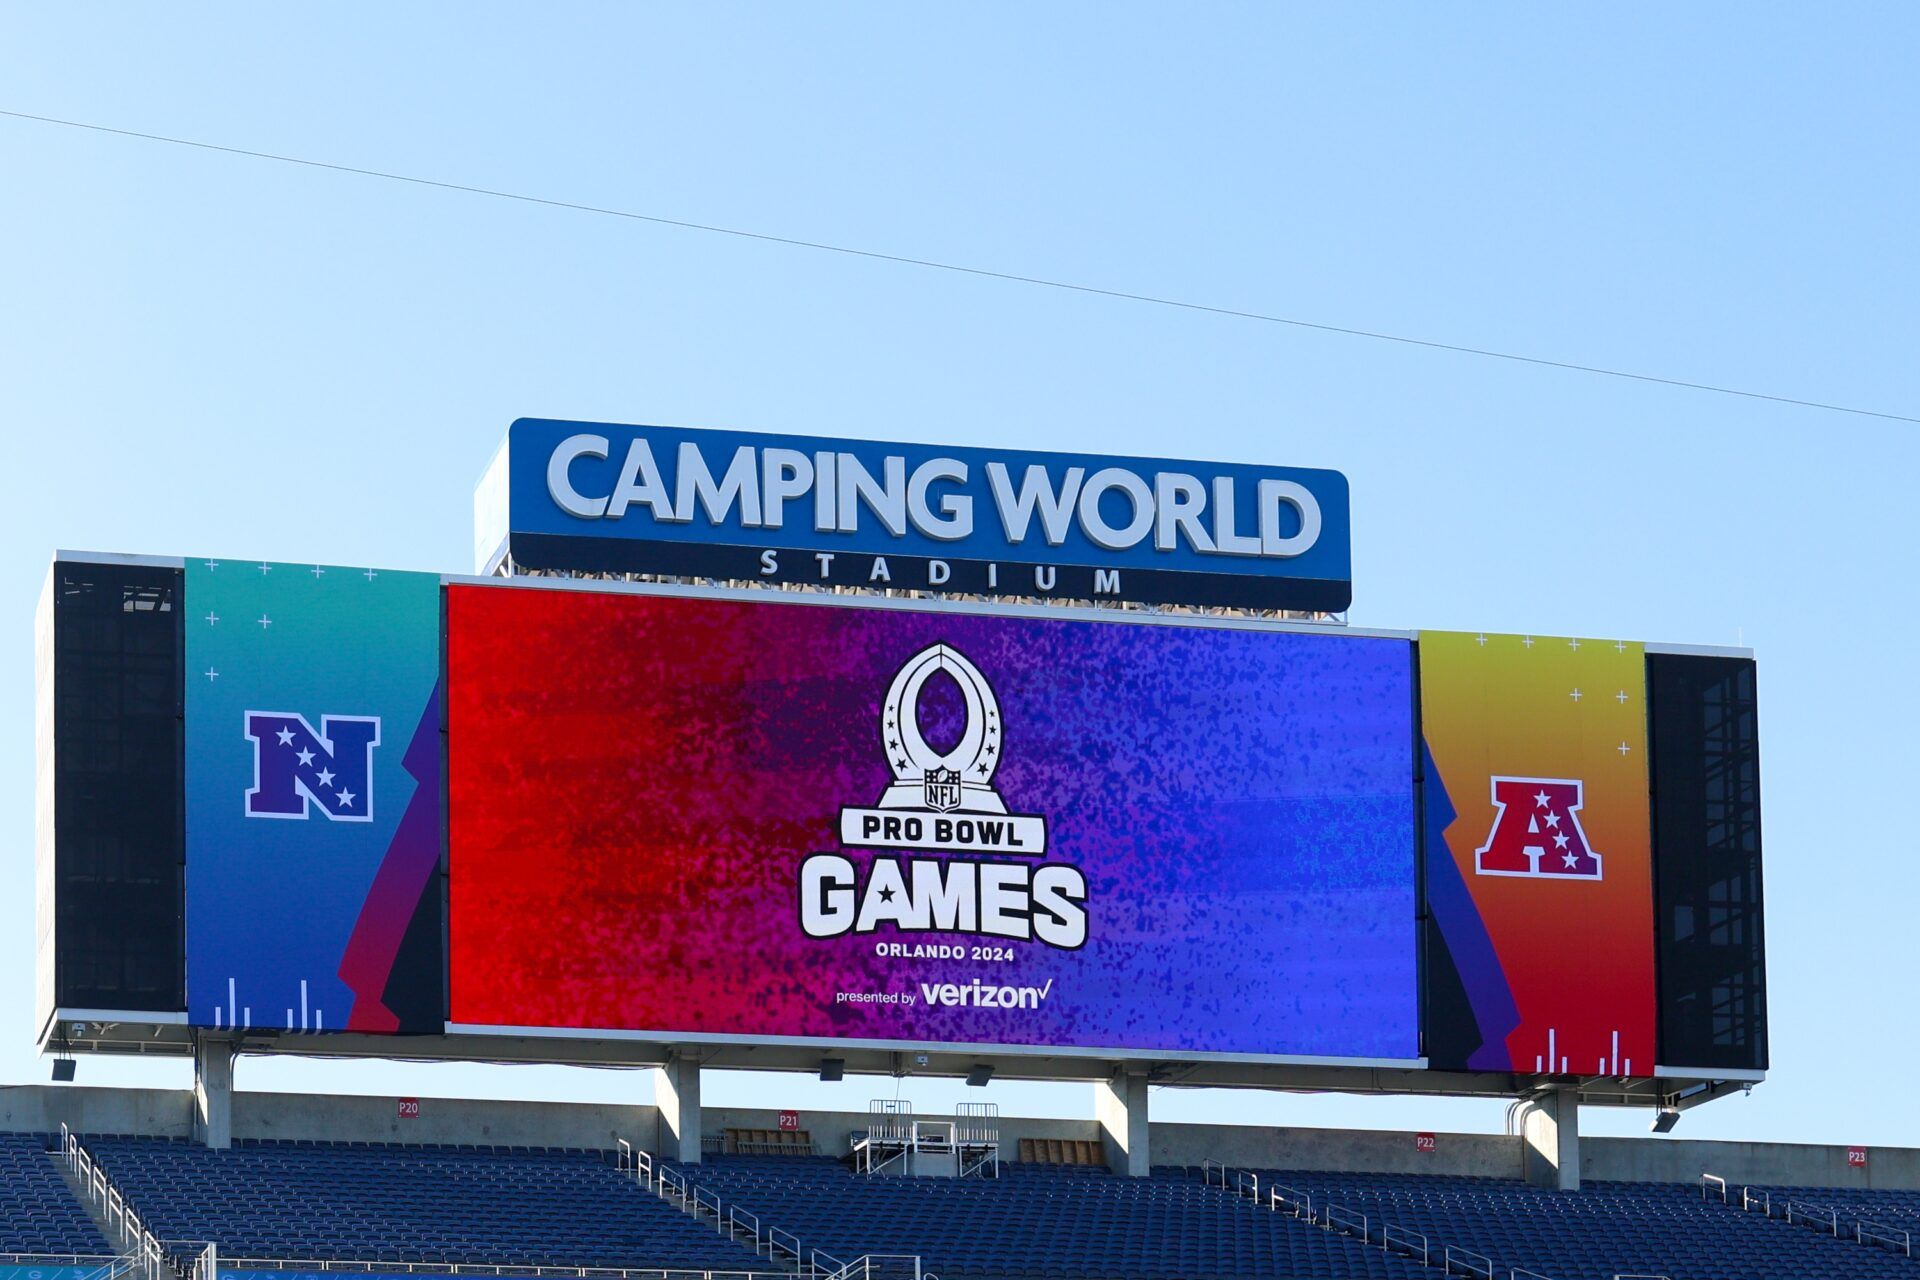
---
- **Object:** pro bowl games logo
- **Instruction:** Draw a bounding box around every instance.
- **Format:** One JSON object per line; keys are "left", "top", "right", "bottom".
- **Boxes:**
{"left": 799, "top": 644, "right": 1088, "bottom": 949}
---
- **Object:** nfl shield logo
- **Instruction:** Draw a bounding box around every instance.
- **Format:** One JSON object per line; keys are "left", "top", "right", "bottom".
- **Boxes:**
{"left": 923, "top": 767, "right": 963, "bottom": 812}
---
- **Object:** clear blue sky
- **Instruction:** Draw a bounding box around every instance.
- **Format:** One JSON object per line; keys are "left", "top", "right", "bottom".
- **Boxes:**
{"left": 3, "top": 6, "right": 1915, "bottom": 1147}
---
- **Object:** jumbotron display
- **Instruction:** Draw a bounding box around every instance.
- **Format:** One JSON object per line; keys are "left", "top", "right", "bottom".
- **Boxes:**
{"left": 37, "top": 552, "right": 1768, "bottom": 1085}
{"left": 444, "top": 584, "right": 1421, "bottom": 1061}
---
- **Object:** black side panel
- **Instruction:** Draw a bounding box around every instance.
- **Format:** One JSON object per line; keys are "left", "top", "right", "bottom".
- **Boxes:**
{"left": 51, "top": 561, "right": 186, "bottom": 1012}
{"left": 1648, "top": 652, "right": 1766, "bottom": 1072}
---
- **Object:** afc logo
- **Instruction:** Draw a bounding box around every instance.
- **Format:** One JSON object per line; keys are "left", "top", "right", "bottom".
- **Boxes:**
{"left": 1475, "top": 776, "right": 1602, "bottom": 880}
{"left": 245, "top": 710, "right": 380, "bottom": 822}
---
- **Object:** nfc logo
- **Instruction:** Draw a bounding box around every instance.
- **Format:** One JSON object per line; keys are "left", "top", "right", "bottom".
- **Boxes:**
{"left": 245, "top": 710, "right": 381, "bottom": 822}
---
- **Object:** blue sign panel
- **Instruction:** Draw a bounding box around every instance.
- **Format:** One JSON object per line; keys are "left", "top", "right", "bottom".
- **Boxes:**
{"left": 487, "top": 418, "right": 1353, "bottom": 611}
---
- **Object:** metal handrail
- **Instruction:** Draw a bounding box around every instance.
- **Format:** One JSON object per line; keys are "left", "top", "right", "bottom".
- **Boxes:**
{"left": 1742, "top": 1187, "right": 1771, "bottom": 1215}
{"left": 1233, "top": 1169, "right": 1260, "bottom": 1201}
{"left": 59, "top": 1124, "right": 169, "bottom": 1280}
{"left": 693, "top": 1186, "right": 724, "bottom": 1222}
{"left": 1856, "top": 1219, "right": 1913, "bottom": 1257}
{"left": 1784, "top": 1201, "right": 1839, "bottom": 1235}
{"left": 1444, "top": 1245, "right": 1494, "bottom": 1279}
{"left": 1266, "top": 1182, "right": 1313, "bottom": 1223}
{"left": 766, "top": 1228, "right": 803, "bottom": 1266}
{"left": 1324, "top": 1204, "right": 1370, "bottom": 1244}
{"left": 1200, "top": 1158, "right": 1230, "bottom": 1189}
{"left": 1699, "top": 1173, "right": 1726, "bottom": 1203}
{"left": 808, "top": 1247, "right": 845, "bottom": 1280}
{"left": 727, "top": 1206, "right": 762, "bottom": 1249}
{"left": 1381, "top": 1222, "right": 1428, "bottom": 1265}
{"left": 816, "top": 1257, "right": 921, "bottom": 1280}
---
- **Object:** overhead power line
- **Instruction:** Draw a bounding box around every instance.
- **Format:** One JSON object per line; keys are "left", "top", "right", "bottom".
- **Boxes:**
{"left": 4, "top": 106, "right": 1915, "bottom": 426}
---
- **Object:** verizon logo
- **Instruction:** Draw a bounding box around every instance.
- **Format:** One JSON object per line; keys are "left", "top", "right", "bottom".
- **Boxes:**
{"left": 919, "top": 977, "right": 1055, "bottom": 1009}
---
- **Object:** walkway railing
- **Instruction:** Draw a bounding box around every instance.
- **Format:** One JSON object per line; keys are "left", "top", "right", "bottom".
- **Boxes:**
{"left": 58, "top": 1124, "right": 175, "bottom": 1280}
{"left": 1201, "top": 1159, "right": 1502, "bottom": 1275}
{"left": 610, "top": 1134, "right": 920, "bottom": 1280}
{"left": 1702, "top": 1172, "right": 1917, "bottom": 1260}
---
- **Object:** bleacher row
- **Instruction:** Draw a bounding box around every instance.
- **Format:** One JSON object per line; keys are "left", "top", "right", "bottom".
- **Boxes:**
{"left": 3, "top": 1132, "right": 1917, "bottom": 1280}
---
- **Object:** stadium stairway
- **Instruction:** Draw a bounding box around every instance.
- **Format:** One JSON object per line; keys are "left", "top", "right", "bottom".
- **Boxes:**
{"left": 0, "top": 1132, "right": 116, "bottom": 1257}
{"left": 677, "top": 1154, "right": 1437, "bottom": 1280}
{"left": 80, "top": 1135, "right": 775, "bottom": 1272}
{"left": 1239, "top": 1166, "right": 1920, "bottom": 1280}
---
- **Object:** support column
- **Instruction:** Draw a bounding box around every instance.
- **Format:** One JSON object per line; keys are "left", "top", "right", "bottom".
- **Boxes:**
{"left": 656, "top": 1051, "right": 703, "bottom": 1164}
{"left": 1520, "top": 1086, "right": 1580, "bottom": 1190}
{"left": 1096, "top": 1068, "right": 1150, "bottom": 1177}
{"left": 193, "top": 1035, "right": 235, "bottom": 1150}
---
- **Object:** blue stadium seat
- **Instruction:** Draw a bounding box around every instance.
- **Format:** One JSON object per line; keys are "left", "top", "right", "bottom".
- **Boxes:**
{"left": 0, "top": 1132, "right": 114, "bottom": 1256}
{"left": 1245, "top": 1166, "right": 1920, "bottom": 1280}
{"left": 681, "top": 1155, "right": 1434, "bottom": 1280}
{"left": 83, "top": 1136, "right": 767, "bottom": 1271}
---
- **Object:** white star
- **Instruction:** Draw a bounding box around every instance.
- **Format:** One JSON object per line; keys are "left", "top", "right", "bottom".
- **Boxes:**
{"left": 1616, "top": 689, "right": 1630, "bottom": 704}
{"left": 1562, "top": 852, "right": 1579, "bottom": 869}
{"left": 204, "top": 668, "right": 218, "bottom": 681}
{"left": 334, "top": 789, "right": 356, "bottom": 809}
{"left": 1617, "top": 741, "right": 1632, "bottom": 756}
{"left": 296, "top": 748, "right": 315, "bottom": 767}
{"left": 1569, "top": 688, "right": 1583, "bottom": 702}
{"left": 1521, "top": 636, "right": 1535, "bottom": 648}
{"left": 1533, "top": 790, "right": 1551, "bottom": 808}
{"left": 1568, "top": 638, "right": 1582, "bottom": 651}
{"left": 1614, "top": 639, "right": 1628, "bottom": 653}
{"left": 1544, "top": 812, "right": 1560, "bottom": 829}
{"left": 315, "top": 768, "right": 335, "bottom": 787}
{"left": 1553, "top": 832, "right": 1570, "bottom": 849}
{"left": 257, "top": 563, "right": 272, "bottom": 574}
{"left": 1476, "top": 634, "right": 1487, "bottom": 646}
{"left": 363, "top": 568, "right": 378, "bottom": 581}
{"left": 205, "top": 611, "right": 220, "bottom": 626}
{"left": 275, "top": 728, "right": 295, "bottom": 746}
{"left": 258, "top": 614, "right": 272, "bottom": 630}
{"left": 311, "top": 565, "right": 326, "bottom": 578}
{"left": 203, "top": 560, "right": 220, "bottom": 571}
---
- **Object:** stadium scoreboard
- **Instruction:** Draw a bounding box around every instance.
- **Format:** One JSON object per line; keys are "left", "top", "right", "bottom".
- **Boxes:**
{"left": 34, "top": 421, "right": 1768, "bottom": 1104}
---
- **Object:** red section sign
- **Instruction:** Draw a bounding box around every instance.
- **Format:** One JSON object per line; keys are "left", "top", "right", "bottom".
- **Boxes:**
{"left": 778, "top": 1110, "right": 801, "bottom": 1131}
{"left": 1414, "top": 1133, "right": 1436, "bottom": 1154}
{"left": 1848, "top": 1147, "right": 1868, "bottom": 1168}
{"left": 398, "top": 1097, "right": 420, "bottom": 1120}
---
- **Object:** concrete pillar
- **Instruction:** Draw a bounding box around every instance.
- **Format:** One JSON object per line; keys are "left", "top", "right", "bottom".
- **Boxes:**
{"left": 1096, "top": 1068, "right": 1150, "bottom": 1177}
{"left": 1520, "top": 1086, "right": 1580, "bottom": 1190}
{"left": 656, "top": 1051, "right": 703, "bottom": 1164}
{"left": 192, "top": 1035, "right": 235, "bottom": 1150}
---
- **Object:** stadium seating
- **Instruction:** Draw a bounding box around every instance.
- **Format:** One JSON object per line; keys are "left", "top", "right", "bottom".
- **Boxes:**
{"left": 1244, "top": 1167, "right": 1920, "bottom": 1280}
{"left": 82, "top": 1136, "right": 768, "bottom": 1270}
{"left": 60, "top": 1130, "right": 1920, "bottom": 1280}
{"left": 680, "top": 1155, "right": 1435, "bottom": 1280}
{"left": 1742, "top": 1181, "right": 1920, "bottom": 1230}
{"left": 0, "top": 1132, "right": 114, "bottom": 1256}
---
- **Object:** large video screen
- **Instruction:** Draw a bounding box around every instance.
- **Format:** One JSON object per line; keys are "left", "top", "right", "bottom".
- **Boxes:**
{"left": 1418, "top": 631, "right": 1657, "bottom": 1075}
{"left": 183, "top": 560, "right": 445, "bottom": 1035}
{"left": 446, "top": 584, "right": 1420, "bottom": 1062}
